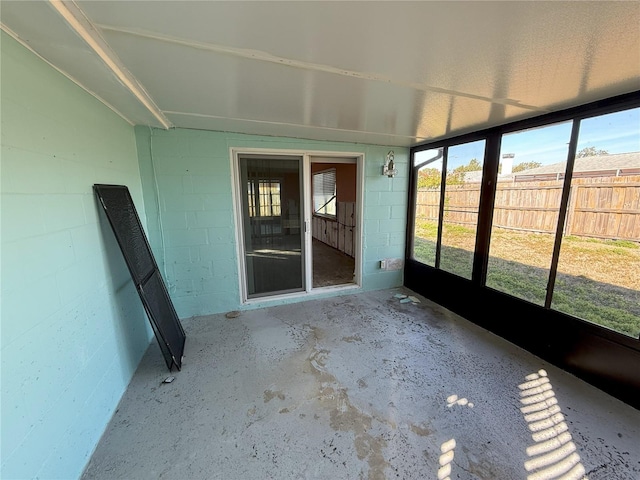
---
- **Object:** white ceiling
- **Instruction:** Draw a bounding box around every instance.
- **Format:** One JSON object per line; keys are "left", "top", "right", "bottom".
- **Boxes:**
{"left": 2, "top": 1, "right": 639, "bottom": 147}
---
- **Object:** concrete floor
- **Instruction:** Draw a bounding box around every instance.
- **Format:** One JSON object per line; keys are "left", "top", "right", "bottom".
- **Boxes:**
{"left": 82, "top": 288, "right": 640, "bottom": 480}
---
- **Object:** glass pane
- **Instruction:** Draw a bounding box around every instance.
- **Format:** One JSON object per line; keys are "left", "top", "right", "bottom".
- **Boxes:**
{"left": 240, "top": 156, "right": 304, "bottom": 297}
{"left": 440, "top": 140, "right": 486, "bottom": 279}
{"left": 552, "top": 107, "right": 640, "bottom": 338}
{"left": 486, "top": 122, "right": 573, "bottom": 304}
{"left": 412, "top": 149, "right": 444, "bottom": 266}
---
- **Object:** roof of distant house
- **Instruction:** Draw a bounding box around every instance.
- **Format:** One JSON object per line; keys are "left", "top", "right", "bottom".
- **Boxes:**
{"left": 514, "top": 152, "right": 640, "bottom": 177}
{"left": 460, "top": 152, "right": 640, "bottom": 183}
{"left": 462, "top": 170, "right": 485, "bottom": 183}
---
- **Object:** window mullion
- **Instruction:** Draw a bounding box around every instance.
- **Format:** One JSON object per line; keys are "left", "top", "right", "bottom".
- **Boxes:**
{"left": 435, "top": 147, "right": 448, "bottom": 269}
{"left": 544, "top": 119, "right": 581, "bottom": 308}
{"left": 472, "top": 133, "right": 501, "bottom": 285}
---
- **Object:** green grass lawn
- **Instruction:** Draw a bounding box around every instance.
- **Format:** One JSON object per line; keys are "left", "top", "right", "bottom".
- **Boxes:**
{"left": 413, "top": 220, "right": 640, "bottom": 338}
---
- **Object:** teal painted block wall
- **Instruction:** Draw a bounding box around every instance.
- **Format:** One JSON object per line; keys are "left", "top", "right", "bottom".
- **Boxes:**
{"left": 1, "top": 33, "right": 152, "bottom": 479}
{"left": 135, "top": 127, "right": 409, "bottom": 318}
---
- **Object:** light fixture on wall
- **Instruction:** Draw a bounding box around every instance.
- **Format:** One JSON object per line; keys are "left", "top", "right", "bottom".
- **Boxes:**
{"left": 383, "top": 151, "right": 397, "bottom": 177}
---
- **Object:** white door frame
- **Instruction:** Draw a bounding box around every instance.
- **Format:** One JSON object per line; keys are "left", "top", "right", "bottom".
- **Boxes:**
{"left": 230, "top": 147, "right": 364, "bottom": 305}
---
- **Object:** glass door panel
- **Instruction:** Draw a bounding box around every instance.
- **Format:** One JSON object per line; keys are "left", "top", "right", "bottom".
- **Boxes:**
{"left": 440, "top": 140, "right": 486, "bottom": 279}
{"left": 239, "top": 155, "right": 304, "bottom": 297}
{"left": 486, "top": 122, "right": 572, "bottom": 305}
{"left": 412, "top": 149, "right": 444, "bottom": 266}
{"left": 552, "top": 108, "right": 640, "bottom": 337}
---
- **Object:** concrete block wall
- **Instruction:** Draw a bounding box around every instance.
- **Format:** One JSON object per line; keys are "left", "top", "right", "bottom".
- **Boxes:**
{"left": 135, "top": 127, "right": 409, "bottom": 318}
{"left": 1, "top": 33, "right": 152, "bottom": 479}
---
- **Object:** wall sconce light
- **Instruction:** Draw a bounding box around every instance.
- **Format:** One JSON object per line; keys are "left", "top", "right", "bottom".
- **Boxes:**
{"left": 383, "top": 151, "right": 397, "bottom": 177}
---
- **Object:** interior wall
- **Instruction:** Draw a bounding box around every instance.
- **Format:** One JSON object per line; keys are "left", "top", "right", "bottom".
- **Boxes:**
{"left": 135, "top": 127, "right": 409, "bottom": 318}
{"left": 1, "top": 32, "right": 153, "bottom": 479}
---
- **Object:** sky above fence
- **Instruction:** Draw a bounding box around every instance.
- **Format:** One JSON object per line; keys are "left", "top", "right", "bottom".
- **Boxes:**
{"left": 417, "top": 107, "right": 639, "bottom": 171}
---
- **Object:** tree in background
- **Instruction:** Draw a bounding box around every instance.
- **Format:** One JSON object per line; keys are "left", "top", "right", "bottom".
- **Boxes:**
{"left": 448, "top": 158, "right": 482, "bottom": 185}
{"left": 417, "top": 168, "right": 442, "bottom": 189}
{"left": 417, "top": 158, "right": 483, "bottom": 188}
{"left": 418, "top": 149, "right": 610, "bottom": 188}
{"left": 577, "top": 146, "right": 609, "bottom": 158}
{"left": 452, "top": 158, "right": 482, "bottom": 174}
{"left": 512, "top": 161, "right": 542, "bottom": 173}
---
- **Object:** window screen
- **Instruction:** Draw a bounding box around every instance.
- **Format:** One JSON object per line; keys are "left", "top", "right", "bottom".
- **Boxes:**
{"left": 94, "top": 184, "right": 186, "bottom": 371}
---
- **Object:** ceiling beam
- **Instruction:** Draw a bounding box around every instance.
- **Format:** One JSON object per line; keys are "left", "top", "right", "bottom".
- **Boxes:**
{"left": 49, "top": 0, "right": 172, "bottom": 129}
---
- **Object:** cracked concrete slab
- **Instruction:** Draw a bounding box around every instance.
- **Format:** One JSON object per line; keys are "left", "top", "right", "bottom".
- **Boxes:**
{"left": 81, "top": 288, "right": 640, "bottom": 479}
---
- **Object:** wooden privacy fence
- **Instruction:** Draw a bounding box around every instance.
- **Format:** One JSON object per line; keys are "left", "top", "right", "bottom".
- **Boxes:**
{"left": 312, "top": 201, "right": 356, "bottom": 257}
{"left": 415, "top": 176, "right": 640, "bottom": 242}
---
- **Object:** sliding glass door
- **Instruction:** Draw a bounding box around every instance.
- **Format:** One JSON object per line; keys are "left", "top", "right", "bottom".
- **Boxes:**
{"left": 239, "top": 155, "right": 305, "bottom": 297}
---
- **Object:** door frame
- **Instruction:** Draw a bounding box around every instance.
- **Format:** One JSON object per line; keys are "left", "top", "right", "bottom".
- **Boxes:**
{"left": 230, "top": 147, "right": 364, "bottom": 305}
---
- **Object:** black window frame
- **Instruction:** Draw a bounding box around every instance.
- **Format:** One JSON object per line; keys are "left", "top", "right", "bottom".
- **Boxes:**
{"left": 405, "top": 91, "right": 640, "bottom": 409}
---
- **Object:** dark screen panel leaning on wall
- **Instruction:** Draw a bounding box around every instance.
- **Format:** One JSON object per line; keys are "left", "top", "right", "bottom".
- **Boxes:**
{"left": 94, "top": 184, "right": 186, "bottom": 371}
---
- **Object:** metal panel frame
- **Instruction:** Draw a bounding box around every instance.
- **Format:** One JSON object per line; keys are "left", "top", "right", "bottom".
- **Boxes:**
{"left": 405, "top": 91, "right": 640, "bottom": 408}
{"left": 94, "top": 184, "right": 185, "bottom": 371}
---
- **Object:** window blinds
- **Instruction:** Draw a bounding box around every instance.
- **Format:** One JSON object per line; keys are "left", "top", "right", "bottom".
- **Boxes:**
{"left": 313, "top": 169, "right": 337, "bottom": 216}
